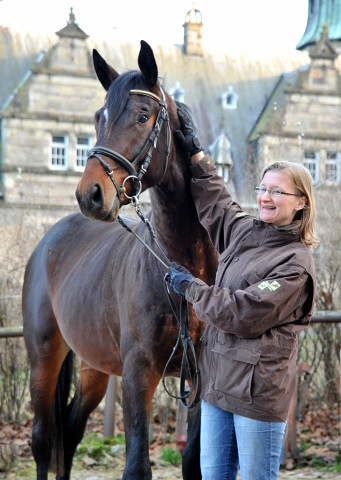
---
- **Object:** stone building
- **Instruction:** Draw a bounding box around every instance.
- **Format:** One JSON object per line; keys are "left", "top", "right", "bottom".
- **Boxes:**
{"left": 249, "top": 10, "right": 341, "bottom": 188}
{"left": 183, "top": 6, "right": 203, "bottom": 56}
{"left": 0, "top": 8, "right": 104, "bottom": 206}
{"left": 0, "top": 6, "right": 309, "bottom": 210}
{"left": 1, "top": 1, "right": 341, "bottom": 212}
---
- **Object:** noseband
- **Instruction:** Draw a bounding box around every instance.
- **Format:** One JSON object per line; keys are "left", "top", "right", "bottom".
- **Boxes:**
{"left": 87, "top": 88, "right": 170, "bottom": 201}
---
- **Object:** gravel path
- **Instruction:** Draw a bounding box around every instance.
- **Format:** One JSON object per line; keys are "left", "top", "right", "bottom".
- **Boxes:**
{"left": 51, "top": 466, "right": 341, "bottom": 479}
{"left": 5, "top": 461, "right": 339, "bottom": 479}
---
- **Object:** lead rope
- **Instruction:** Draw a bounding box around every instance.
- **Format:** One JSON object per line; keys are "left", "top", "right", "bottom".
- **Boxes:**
{"left": 117, "top": 197, "right": 201, "bottom": 408}
{"left": 162, "top": 278, "right": 201, "bottom": 408}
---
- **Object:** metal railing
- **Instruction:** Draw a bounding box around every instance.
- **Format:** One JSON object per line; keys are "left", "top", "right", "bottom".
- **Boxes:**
{"left": 1, "top": 310, "right": 341, "bottom": 441}
{"left": 1, "top": 311, "right": 340, "bottom": 339}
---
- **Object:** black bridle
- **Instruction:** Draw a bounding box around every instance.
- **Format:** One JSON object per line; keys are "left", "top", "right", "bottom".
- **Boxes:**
{"left": 87, "top": 87, "right": 200, "bottom": 408}
{"left": 87, "top": 88, "right": 170, "bottom": 201}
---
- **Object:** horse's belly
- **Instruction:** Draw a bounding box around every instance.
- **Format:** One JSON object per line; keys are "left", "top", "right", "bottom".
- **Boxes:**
{"left": 53, "top": 291, "right": 123, "bottom": 376}
{"left": 63, "top": 324, "right": 123, "bottom": 376}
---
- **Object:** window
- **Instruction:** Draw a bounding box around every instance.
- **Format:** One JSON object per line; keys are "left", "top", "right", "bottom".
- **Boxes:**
{"left": 51, "top": 135, "right": 68, "bottom": 170}
{"left": 304, "top": 151, "right": 319, "bottom": 183}
{"left": 312, "top": 64, "right": 326, "bottom": 85}
{"left": 326, "top": 152, "right": 340, "bottom": 185}
{"left": 217, "top": 164, "right": 230, "bottom": 183}
{"left": 76, "top": 136, "right": 92, "bottom": 171}
{"left": 221, "top": 86, "right": 238, "bottom": 110}
{"left": 169, "top": 81, "right": 185, "bottom": 103}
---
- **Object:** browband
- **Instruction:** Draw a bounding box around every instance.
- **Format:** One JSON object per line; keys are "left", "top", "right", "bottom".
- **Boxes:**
{"left": 129, "top": 89, "right": 165, "bottom": 104}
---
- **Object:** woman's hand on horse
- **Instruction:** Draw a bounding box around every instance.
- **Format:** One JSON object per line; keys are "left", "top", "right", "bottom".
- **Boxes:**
{"left": 174, "top": 106, "right": 204, "bottom": 159}
{"left": 167, "top": 262, "right": 194, "bottom": 295}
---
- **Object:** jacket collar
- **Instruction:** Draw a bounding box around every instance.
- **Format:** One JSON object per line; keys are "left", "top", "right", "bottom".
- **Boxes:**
{"left": 252, "top": 218, "right": 301, "bottom": 247}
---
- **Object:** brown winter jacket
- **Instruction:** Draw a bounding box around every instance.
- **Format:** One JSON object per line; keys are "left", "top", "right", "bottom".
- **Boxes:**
{"left": 185, "top": 155, "right": 316, "bottom": 422}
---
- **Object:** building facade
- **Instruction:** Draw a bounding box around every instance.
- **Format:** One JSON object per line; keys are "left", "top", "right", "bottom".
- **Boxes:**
{"left": 249, "top": 24, "right": 341, "bottom": 188}
{"left": 1, "top": 3, "right": 341, "bottom": 210}
{"left": 0, "top": 9, "right": 104, "bottom": 206}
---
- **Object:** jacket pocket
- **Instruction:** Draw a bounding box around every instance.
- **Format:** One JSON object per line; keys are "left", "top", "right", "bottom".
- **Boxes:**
{"left": 212, "top": 344, "right": 261, "bottom": 404}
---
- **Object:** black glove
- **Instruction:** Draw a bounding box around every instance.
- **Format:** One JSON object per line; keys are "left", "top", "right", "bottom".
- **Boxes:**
{"left": 174, "top": 104, "right": 204, "bottom": 157}
{"left": 167, "top": 262, "right": 194, "bottom": 295}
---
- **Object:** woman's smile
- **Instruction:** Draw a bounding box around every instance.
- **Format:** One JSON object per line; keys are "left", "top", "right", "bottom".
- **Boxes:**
{"left": 257, "top": 171, "right": 306, "bottom": 226}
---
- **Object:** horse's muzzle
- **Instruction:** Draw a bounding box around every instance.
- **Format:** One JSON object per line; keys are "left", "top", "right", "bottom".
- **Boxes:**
{"left": 75, "top": 183, "right": 120, "bottom": 222}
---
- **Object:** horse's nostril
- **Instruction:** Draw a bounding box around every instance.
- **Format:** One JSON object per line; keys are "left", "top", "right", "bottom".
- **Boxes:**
{"left": 88, "top": 184, "right": 103, "bottom": 209}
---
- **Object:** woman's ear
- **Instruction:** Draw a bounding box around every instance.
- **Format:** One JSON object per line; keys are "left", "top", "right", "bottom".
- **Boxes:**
{"left": 295, "top": 196, "right": 307, "bottom": 211}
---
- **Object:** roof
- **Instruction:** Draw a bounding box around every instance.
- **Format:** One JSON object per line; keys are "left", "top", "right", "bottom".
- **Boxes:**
{"left": 247, "top": 70, "right": 301, "bottom": 142}
{"left": 297, "top": 0, "right": 341, "bottom": 50}
{"left": 309, "top": 23, "right": 339, "bottom": 59}
{"left": 250, "top": 24, "right": 341, "bottom": 143}
{"left": 0, "top": 27, "right": 52, "bottom": 111}
{"left": 55, "top": 8, "right": 88, "bottom": 40}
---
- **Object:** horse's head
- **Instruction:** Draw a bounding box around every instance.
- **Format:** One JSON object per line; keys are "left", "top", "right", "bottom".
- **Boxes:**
{"left": 76, "top": 40, "right": 179, "bottom": 222}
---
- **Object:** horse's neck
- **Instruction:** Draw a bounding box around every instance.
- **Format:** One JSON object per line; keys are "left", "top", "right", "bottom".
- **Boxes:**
{"left": 150, "top": 187, "right": 197, "bottom": 239}
{"left": 148, "top": 162, "right": 217, "bottom": 278}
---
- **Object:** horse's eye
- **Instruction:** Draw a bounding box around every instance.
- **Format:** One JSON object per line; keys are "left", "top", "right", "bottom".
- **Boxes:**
{"left": 137, "top": 113, "right": 149, "bottom": 124}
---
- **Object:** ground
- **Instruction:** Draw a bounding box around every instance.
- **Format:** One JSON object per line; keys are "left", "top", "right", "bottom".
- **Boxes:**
{"left": 0, "top": 402, "right": 340, "bottom": 479}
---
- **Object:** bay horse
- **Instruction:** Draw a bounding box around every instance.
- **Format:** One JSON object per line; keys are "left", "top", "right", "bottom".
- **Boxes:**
{"left": 22, "top": 40, "right": 217, "bottom": 480}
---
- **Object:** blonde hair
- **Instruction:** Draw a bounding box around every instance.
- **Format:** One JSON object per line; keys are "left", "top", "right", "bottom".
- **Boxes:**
{"left": 261, "top": 161, "right": 319, "bottom": 249}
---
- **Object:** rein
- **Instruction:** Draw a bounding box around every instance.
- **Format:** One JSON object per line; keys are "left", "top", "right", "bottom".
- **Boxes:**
{"left": 88, "top": 87, "right": 200, "bottom": 408}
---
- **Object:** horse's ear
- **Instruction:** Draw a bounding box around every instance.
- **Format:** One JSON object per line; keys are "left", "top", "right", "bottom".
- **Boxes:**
{"left": 138, "top": 40, "right": 158, "bottom": 89}
{"left": 93, "top": 49, "right": 119, "bottom": 91}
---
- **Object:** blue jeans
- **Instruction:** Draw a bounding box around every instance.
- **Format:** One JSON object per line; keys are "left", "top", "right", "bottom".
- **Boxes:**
{"left": 200, "top": 400, "right": 286, "bottom": 480}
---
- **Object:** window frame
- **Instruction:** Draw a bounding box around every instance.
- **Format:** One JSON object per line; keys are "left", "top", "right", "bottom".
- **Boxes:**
{"left": 216, "top": 164, "right": 230, "bottom": 183}
{"left": 221, "top": 86, "right": 238, "bottom": 110}
{"left": 50, "top": 135, "right": 68, "bottom": 171}
{"left": 169, "top": 81, "right": 185, "bottom": 103}
{"left": 303, "top": 150, "right": 319, "bottom": 184}
{"left": 326, "top": 151, "right": 341, "bottom": 186}
{"left": 75, "top": 136, "right": 93, "bottom": 172}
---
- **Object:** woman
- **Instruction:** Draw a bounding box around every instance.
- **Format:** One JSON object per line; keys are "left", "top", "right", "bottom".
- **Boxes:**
{"left": 168, "top": 105, "right": 318, "bottom": 480}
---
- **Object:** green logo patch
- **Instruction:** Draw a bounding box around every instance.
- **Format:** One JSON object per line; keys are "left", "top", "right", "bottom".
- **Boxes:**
{"left": 258, "top": 280, "right": 281, "bottom": 291}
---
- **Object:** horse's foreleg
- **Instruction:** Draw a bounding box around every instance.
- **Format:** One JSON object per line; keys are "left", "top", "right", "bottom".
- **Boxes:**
{"left": 57, "top": 363, "right": 109, "bottom": 480}
{"left": 121, "top": 357, "right": 160, "bottom": 480}
{"left": 182, "top": 401, "right": 202, "bottom": 480}
{"left": 28, "top": 344, "right": 69, "bottom": 480}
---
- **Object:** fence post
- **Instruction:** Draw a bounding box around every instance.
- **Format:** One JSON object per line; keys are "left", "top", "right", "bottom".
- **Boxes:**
{"left": 103, "top": 375, "right": 117, "bottom": 438}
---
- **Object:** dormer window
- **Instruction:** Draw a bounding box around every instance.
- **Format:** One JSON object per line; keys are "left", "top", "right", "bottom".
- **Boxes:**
{"left": 221, "top": 86, "right": 238, "bottom": 110}
{"left": 209, "top": 132, "right": 233, "bottom": 183}
{"left": 169, "top": 82, "right": 185, "bottom": 103}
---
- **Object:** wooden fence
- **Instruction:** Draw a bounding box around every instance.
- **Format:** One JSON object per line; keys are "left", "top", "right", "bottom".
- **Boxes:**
{"left": 1, "top": 311, "right": 341, "bottom": 447}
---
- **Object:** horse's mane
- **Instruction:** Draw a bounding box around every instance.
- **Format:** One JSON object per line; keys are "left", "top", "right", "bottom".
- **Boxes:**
{"left": 106, "top": 70, "right": 146, "bottom": 130}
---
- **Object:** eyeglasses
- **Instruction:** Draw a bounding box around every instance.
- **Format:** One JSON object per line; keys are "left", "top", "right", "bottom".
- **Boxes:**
{"left": 254, "top": 186, "right": 301, "bottom": 197}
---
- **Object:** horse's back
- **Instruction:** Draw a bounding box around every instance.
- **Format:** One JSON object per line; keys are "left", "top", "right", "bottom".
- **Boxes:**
{"left": 23, "top": 213, "right": 94, "bottom": 300}
{"left": 23, "top": 212, "right": 134, "bottom": 290}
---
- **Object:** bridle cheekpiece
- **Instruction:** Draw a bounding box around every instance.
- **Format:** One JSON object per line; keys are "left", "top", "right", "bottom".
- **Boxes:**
{"left": 87, "top": 88, "right": 170, "bottom": 202}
